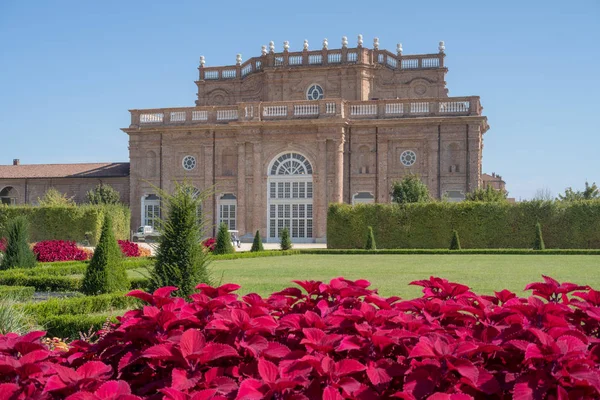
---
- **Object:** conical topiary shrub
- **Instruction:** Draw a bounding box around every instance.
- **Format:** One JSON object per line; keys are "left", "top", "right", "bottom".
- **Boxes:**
{"left": 250, "top": 230, "right": 264, "bottom": 252}
{"left": 533, "top": 222, "right": 545, "bottom": 250}
{"left": 82, "top": 215, "right": 128, "bottom": 295}
{"left": 214, "top": 222, "right": 235, "bottom": 255}
{"left": 365, "top": 226, "right": 376, "bottom": 250}
{"left": 280, "top": 227, "right": 292, "bottom": 250}
{"left": 150, "top": 183, "right": 211, "bottom": 296}
{"left": 449, "top": 230, "right": 461, "bottom": 250}
{"left": 1, "top": 216, "right": 36, "bottom": 270}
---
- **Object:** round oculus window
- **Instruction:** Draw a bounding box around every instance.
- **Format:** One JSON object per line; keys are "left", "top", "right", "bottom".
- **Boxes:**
{"left": 182, "top": 155, "right": 196, "bottom": 171}
{"left": 400, "top": 150, "right": 416, "bottom": 167}
{"left": 306, "top": 84, "right": 324, "bottom": 100}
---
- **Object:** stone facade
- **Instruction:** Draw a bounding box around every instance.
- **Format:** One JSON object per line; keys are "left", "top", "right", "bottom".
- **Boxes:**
{"left": 124, "top": 38, "right": 489, "bottom": 242}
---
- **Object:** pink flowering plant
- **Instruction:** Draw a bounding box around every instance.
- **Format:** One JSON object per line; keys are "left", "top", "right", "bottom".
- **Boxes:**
{"left": 33, "top": 240, "right": 89, "bottom": 262}
{"left": 1, "top": 276, "right": 600, "bottom": 398}
{"left": 118, "top": 240, "right": 141, "bottom": 258}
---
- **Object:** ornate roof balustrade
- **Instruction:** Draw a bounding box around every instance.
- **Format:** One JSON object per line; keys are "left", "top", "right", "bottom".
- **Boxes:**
{"left": 198, "top": 46, "right": 445, "bottom": 82}
{"left": 129, "top": 96, "right": 481, "bottom": 128}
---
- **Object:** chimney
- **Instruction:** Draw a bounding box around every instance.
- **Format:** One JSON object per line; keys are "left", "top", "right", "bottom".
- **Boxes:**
{"left": 13, "top": 159, "right": 20, "bottom": 166}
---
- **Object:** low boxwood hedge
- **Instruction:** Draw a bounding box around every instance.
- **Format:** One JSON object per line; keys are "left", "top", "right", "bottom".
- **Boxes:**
{"left": 0, "top": 285, "right": 35, "bottom": 301}
{"left": 0, "top": 273, "right": 82, "bottom": 292}
{"left": 40, "top": 314, "right": 118, "bottom": 339}
{"left": 299, "top": 249, "right": 600, "bottom": 255}
{"left": 211, "top": 250, "right": 300, "bottom": 260}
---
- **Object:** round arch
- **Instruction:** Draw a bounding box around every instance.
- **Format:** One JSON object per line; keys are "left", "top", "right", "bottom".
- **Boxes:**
{"left": 266, "top": 152, "right": 314, "bottom": 243}
{"left": 0, "top": 186, "right": 18, "bottom": 205}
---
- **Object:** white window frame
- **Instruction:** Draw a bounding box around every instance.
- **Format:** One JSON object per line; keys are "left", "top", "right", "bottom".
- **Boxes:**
{"left": 141, "top": 194, "right": 161, "bottom": 230}
{"left": 218, "top": 194, "right": 237, "bottom": 230}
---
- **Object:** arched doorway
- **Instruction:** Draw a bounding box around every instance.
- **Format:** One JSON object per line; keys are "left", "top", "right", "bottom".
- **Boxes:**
{"left": 267, "top": 152, "right": 313, "bottom": 242}
{"left": 0, "top": 187, "right": 18, "bottom": 205}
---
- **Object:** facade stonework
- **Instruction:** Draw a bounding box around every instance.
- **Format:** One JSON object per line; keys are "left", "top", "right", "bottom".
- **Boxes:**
{"left": 124, "top": 39, "right": 490, "bottom": 242}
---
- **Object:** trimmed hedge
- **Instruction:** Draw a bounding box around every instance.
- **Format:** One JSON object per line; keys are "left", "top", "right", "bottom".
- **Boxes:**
{"left": 299, "top": 249, "right": 600, "bottom": 255}
{"left": 0, "top": 204, "right": 130, "bottom": 245}
{"left": 20, "top": 292, "right": 140, "bottom": 320}
{"left": 40, "top": 314, "right": 117, "bottom": 339}
{"left": 0, "top": 273, "right": 81, "bottom": 292}
{"left": 0, "top": 285, "right": 35, "bottom": 301}
{"left": 211, "top": 250, "right": 300, "bottom": 260}
{"left": 327, "top": 200, "right": 600, "bottom": 249}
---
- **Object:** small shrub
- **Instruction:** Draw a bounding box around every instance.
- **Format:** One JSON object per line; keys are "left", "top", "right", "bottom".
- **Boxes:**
{"left": 82, "top": 215, "right": 128, "bottom": 295}
{"left": 138, "top": 246, "right": 152, "bottom": 257}
{"left": 280, "top": 227, "right": 292, "bottom": 250}
{"left": 365, "top": 226, "right": 376, "bottom": 250}
{"left": 0, "top": 286, "right": 35, "bottom": 301}
{"left": 202, "top": 237, "right": 216, "bottom": 252}
{"left": 86, "top": 183, "right": 121, "bottom": 205}
{"left": 250, "top": 230, "right": 264, "bottom": 252}
{"left": 32, "top": 240, "right": 89, "bottom": 262}
{"left": 449, "top": 229, "right": 461, "bottom": 250}
{"left": 117, "top": 240, "right": 141, "bottom": 257}
{"left": 533, "top": 221, "right": 545, "bottom": 250}
{"left": 214, "top": 223, "right": 235, "bottom": 255}
{"left": 1, "top": 216, "right": 36, "bottom": 270}
{"left": 390, "top": 174, "right": 430, "bottom": 203}
{"left": 0, "top": 297, "right": 38, "bottom": 335}
{"left": 37, "top": 187, "right": 75, "bottom": 206}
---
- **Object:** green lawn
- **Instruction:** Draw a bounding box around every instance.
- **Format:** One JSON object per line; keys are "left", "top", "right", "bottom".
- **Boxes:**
{"left": 188, "top": 254, "right": 600, "bottom": 299}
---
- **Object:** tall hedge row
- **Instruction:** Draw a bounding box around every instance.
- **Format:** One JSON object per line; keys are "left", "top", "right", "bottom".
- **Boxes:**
{"left": 327, "top": 200, "right": 600, "bottom": 249}
{"left": 0, "top": 205, "right": 129, "bottom": 245}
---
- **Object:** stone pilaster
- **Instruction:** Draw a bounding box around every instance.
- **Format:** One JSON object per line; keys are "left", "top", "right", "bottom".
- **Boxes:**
{"left": 333, "top": 138, "right": 344, "bottom": 203}
{"left": 252, "top": 142, "right": 262, "bottom": 235}
{"left": 203, "top": 144, "right": 214, "bottom": 234}
{"left": 316, "top": 139, "right": 328, "bottom": 239}
{"left": 236, "top": 142, "right": 246, "bottom": 235}
{"left": 376, "top": 137, "right": 388, "bottom": 203}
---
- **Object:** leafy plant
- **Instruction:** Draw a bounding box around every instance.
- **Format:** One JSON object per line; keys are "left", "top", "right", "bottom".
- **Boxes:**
{"left": 151, "top": 183, "right": 211, "bottom": 296}
{"left": 280, "top": 227, "right": 292, "bottom": 250}
{"left": 0, "top": 296, "right": 38, "bottom": 335}
{"left": 82, "top": 215, "right": 128, "bottom": 295}
{"left": 118, "top": 240, "right": 141, "bottom": 257}
{"left": 202, "top": 237, "right": 216, "bottom": 252}
{"left": 465, "top": 185, "right": 508, "bottom": 202}
{"left": 449, "top": 229, "right": 461, "bottom": 250}
{"left": 533, "top": 221, "right": 545, "bottom": 250}
{"left": 251, "top": 230, "right": 264, "bottom": 252}
{"left": 0, "top": 237, "right": 6, "bottom": 252}
{"left": 1, "top": 216, "right": 36, "bottom": 270}
{"left": 37, "top": 187, "right": 75, "bottom": 206}
{"left": 365, "top": 226, "right": 376, "bottom": 250}
{"left": 86, "top": 183, "right": 122, "bottom": 205}
{"left": 33, "top": 240, "right": 89, "bottom": 262}
{"left": 390, "top": 174, "right": 430, "bottom": 203}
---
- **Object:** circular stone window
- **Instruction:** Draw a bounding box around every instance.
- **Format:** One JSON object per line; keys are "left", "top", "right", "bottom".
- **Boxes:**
{"left": 306, "top": 84, "right": 324, "bottom": 100}
{"left": 182, "top": 155, "right": 197, "bottom": 171}
{"left": 400, "top": 150, "right": 417, "bottom": 167}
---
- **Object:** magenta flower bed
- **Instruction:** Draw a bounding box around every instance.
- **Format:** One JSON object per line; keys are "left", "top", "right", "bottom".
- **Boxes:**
{"left": 1, "top": 276, "right": 600, "bottom": 399}
{"left": 32, "top": 240, "right": 89, "bottom": 262}
{"left": 118, "top": 240, "right": 141, "bottom": 258}
{"left": 0, "top": 237, "right": 6, "bottom": 252}
{"left": 202, "top": 237, "right": 216, "bottom": 252}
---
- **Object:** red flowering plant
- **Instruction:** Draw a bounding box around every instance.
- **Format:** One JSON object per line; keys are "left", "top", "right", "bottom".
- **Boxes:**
{"left": 0, "top": 237, "right": 6, "bottom": 252}
{"left": 2, "top": 276, "right": 600, "bottom": 399}
{"left": 33, "top": 240, "right": 89, "bottom": 262}
{"left": 202, "top": 237, "right": 216, "bottom": 252}
{"left": 118, "top": 240, "right": 141, "bottom": 258}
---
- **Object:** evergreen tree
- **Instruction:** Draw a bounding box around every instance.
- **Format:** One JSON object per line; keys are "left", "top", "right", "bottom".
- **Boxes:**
{"left": 449, "top": 230, "right": 461, "bottom": 250}
{"left": 390, "top": 175, "right": 430, "bottom": 204}
{"left": 214, "top": 222, "right": 235, "bottom": 255}
{"left": 250, "top": 230, "right": 264, "bottom": 252}
{"left": 82, "top": 215, "right": 128, "bottom": 295}
{"left": 86, "top": 184, "right": 121, "bottom": 205}
{"left": 280, "top": 227, "right": 292, "bottom": 250}
{"left": 151, "top": 183, "right": 211, "bottom": 295}
{"left": 1, "top": 216, "right": 36, "bottom": 270}
{"left": 365, "top": 226, "right": 376, "bottom": 250}
{"left": 533, "top": 222, "right": 545, "bottom": 250}
{"left": 557, "top": 181, "right": 600, "bottom": 201}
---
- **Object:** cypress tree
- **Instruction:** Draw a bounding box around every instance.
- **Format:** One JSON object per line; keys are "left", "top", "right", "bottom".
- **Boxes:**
{"left": 214, "top": 222, "right": 235, "bottom": 255}
{"left": 151, "top": 183, "right": 211, "bottom": 295}
{"left": 280, "top": 227, "right": 292, "bottom": 250}
{"left": 533, "top": 222, "right": 545, "bottom": 250}
{"left": 1, "top": 216, "right": 36, "bottom": 270}
{"left": 82, "top": 215, "right": 128, "bottom": 295}
{"left": 449, "top": 230, "right": 461, "bottom": 250}
{"left": 250, "top": 230, "right": 264, "bottom": 252}
{"left": 365, "top": 226, "right": 376, "bottom": 250}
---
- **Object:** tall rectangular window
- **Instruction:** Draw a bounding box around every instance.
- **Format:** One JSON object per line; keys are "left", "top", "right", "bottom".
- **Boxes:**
{"left": 218, "top": 194, "right": 237, "bottom": 231}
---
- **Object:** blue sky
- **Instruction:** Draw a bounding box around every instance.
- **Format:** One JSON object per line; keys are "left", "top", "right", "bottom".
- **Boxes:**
{"left": 0, "top": 0, "right": 598, "bottom": 200}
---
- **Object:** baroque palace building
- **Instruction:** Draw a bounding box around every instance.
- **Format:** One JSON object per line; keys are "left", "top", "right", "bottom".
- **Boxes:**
{"left": 1, "top": 36, "right": 490, "bottom": 243}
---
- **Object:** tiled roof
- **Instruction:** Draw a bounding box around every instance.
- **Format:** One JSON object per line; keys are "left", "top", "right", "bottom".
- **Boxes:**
{"left": 0, "top": 163, "right": 130, "bottom": 179}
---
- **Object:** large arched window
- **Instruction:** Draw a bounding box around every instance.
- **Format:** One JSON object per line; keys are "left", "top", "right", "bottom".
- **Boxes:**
{"left": 267, "top": 152, "right": 313, "bottom": 242}
{"left": 0, "top": 187, "right": 18, "bottom": 205}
